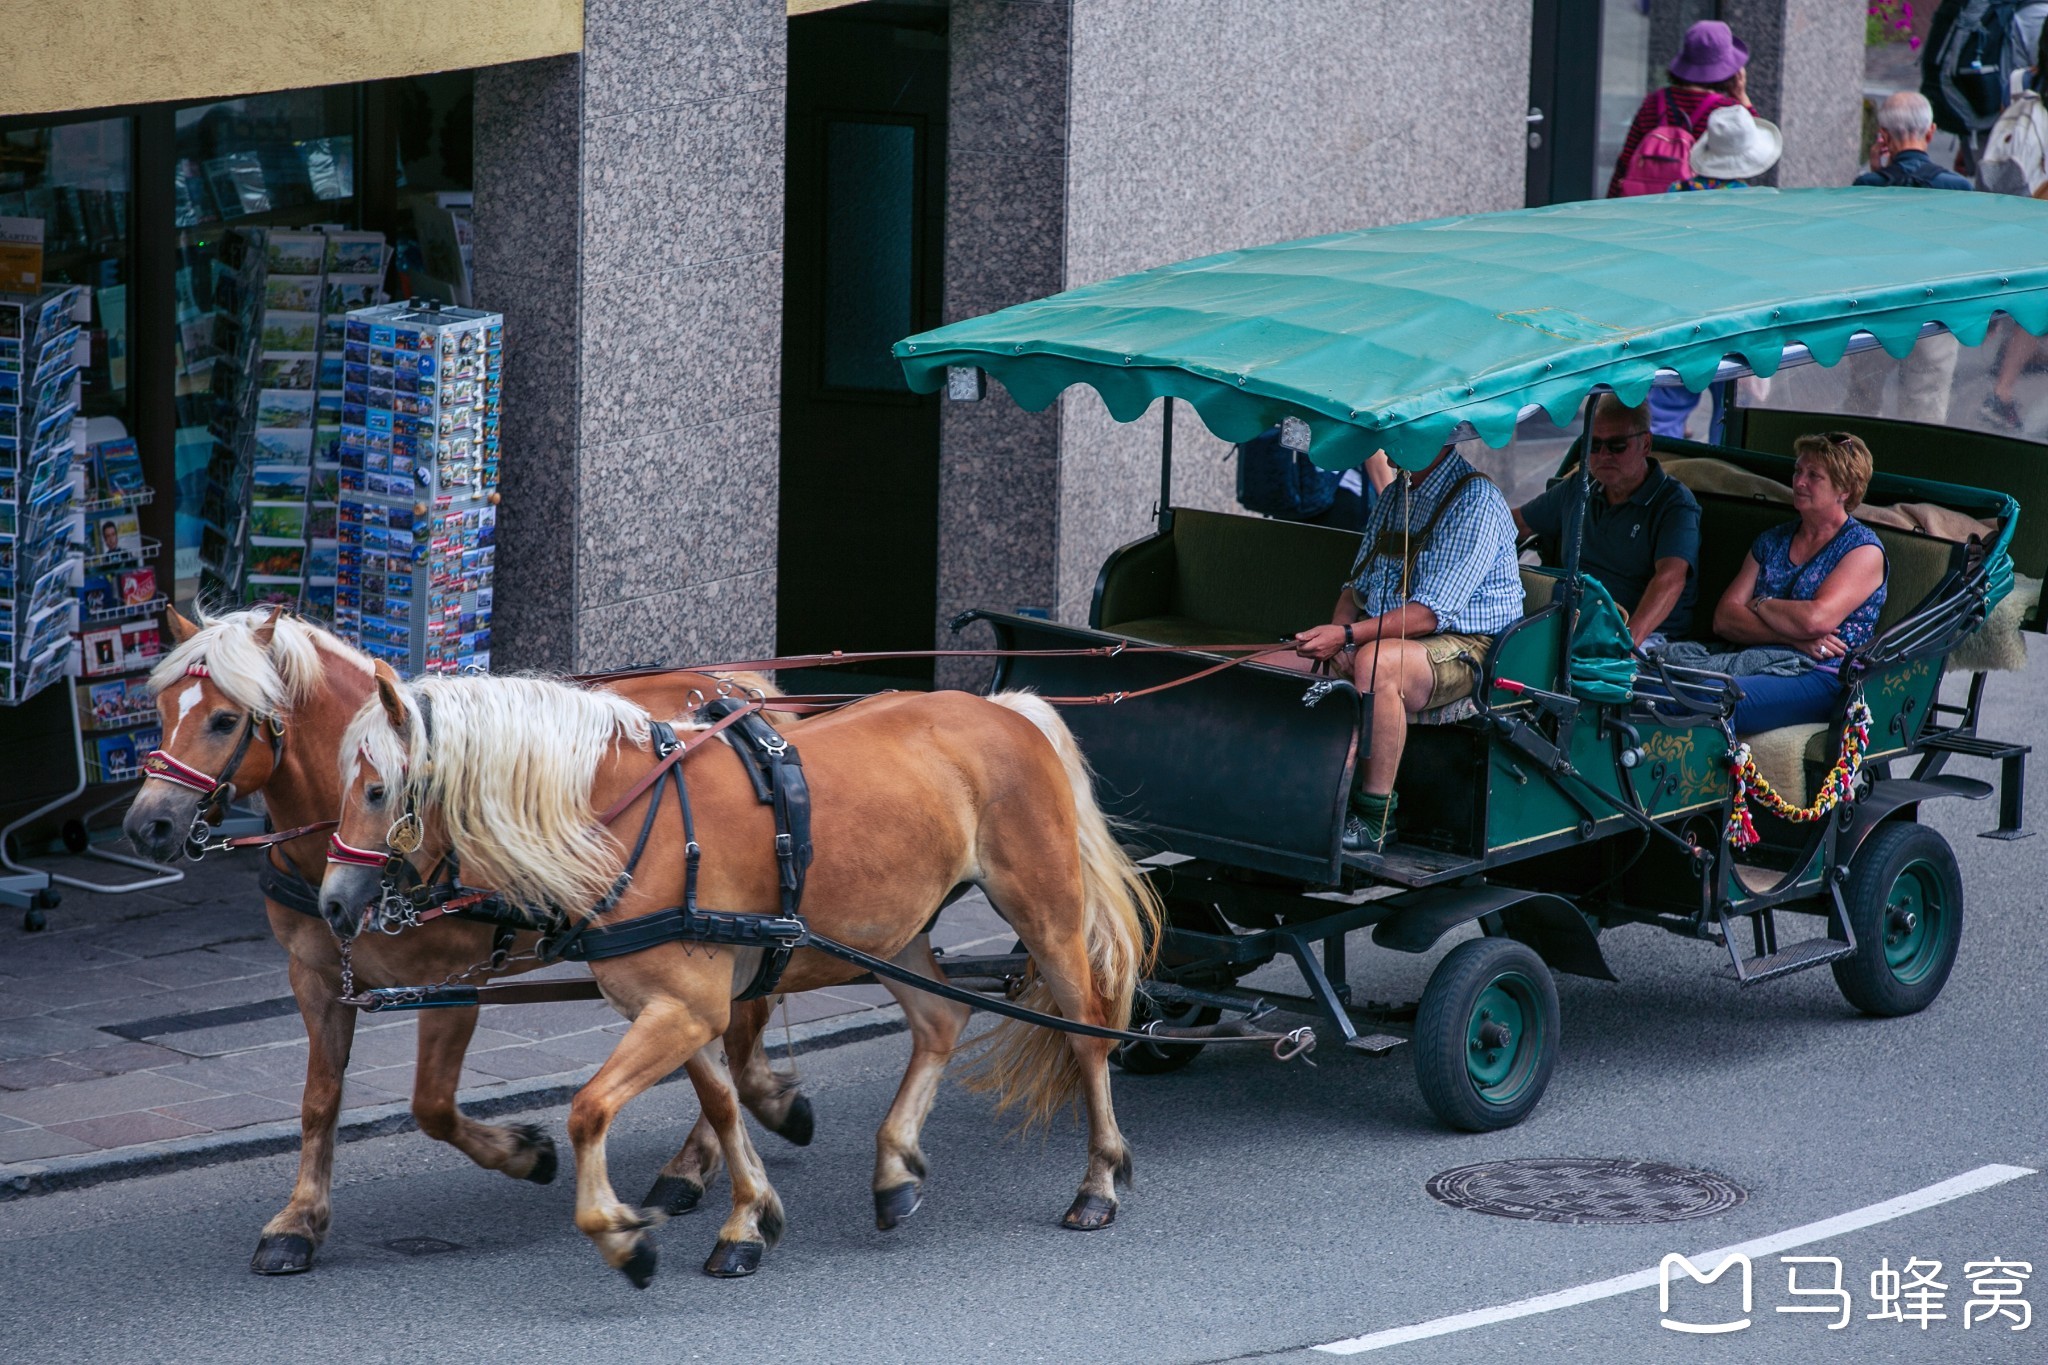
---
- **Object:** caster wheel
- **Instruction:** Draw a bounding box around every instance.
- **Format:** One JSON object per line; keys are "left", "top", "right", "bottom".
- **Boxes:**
{"left": 23, "top": 908, "right": 47, "bottom": 932}
{"left": 61, "top": 821, "right": 89, "bottom": 854}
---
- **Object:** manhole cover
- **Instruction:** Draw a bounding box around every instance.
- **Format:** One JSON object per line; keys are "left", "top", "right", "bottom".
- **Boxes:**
{"left": 384, "top": 1236, "right": 464, "bottom": 1256}
{"left": 1426, "top": 1158, "right": 1746, "bottom": 1225}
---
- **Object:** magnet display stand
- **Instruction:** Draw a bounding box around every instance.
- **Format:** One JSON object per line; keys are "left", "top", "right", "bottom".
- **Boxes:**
{"left": 334, "top": 302, "right": 501, "bottom": 677}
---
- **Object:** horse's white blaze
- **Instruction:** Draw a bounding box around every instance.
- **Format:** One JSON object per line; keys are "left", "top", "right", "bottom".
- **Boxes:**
{"left": 171, "top": 682, "right": 203, "bottom": 739}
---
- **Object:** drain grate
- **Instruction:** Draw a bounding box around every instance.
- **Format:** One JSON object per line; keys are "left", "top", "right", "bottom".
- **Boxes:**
{"left": 384, "top": 1236, "right": 464, "bottom": 1256}
{"left": 1426, "top": 1158, "right": 1746, "bottom": 1225}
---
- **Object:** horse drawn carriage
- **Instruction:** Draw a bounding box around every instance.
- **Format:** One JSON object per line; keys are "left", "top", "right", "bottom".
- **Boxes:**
{"left": 896, "top": 187, "right": 2047, "bottom": 1132}
{"left": 125, "top": 189, "right": 2047, "bottom": 1284}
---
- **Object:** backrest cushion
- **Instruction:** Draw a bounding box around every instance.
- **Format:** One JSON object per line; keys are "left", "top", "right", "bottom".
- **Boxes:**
{"left": 1169, "top": 508, "right": 1361, "bottom": 638}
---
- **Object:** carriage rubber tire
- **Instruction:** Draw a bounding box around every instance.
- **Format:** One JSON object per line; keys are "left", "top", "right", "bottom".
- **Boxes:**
{"left": 1831, "top": 822, "right": 1963, "bottom": 1018}
{"left": 1112, "top": 997, "right": 1221, "bottom": 1074}
{"left": 1413, "top": 938, "right": 1559, "bottom": 1133}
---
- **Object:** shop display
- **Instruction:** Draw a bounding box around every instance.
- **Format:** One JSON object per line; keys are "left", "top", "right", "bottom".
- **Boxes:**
{"left": 0, "top": 284, "right": 90, "bottom": 706}
{"left": 71, "top": 432, "right": 165, "bottom": 780}
{"left": 198, "top": 225, "right": 387, "bottom": 618}
{"left": 334, "top": 301, "right": 500, "bottom": 677}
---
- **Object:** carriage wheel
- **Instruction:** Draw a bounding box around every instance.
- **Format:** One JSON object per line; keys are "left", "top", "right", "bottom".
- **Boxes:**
{"left": 1832, "top": 822, "right": 1962, "bottom": 1018}
{"left": 1413, "top": 938, "right": 1558, "bottom": 1132}
{"left": 1112, "top": 994, "right": 1220, "bottom": 1075}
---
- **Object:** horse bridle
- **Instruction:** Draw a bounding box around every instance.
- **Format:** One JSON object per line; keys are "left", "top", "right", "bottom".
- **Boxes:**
{"left": 139, "top": 663, "right": 287, "bottom": 857}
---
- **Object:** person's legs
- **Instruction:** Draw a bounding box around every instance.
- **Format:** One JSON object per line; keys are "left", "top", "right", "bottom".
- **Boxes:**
{"left": 1898, "top": 331, "right": 1960, "bottom": 426}
{"left": 1349, "top": 637, "right": 1438, "bottom": 796}
{"left": 1731, "top": 668, "right": 1842, "bottom": 735}
{"left": 1647, "top": 386, "right": 1699, "bottom": 439}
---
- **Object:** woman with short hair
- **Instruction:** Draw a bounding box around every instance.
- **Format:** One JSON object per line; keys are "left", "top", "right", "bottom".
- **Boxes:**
{"left": 1710, "top": 433, "right": 1889, "bottom": 733}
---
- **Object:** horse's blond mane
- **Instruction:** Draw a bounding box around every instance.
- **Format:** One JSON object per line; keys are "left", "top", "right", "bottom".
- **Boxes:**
{"left": 149, "top": 608, "right": 366, "bottom": 717}
{"left": 340, "top": 674, "right": 653, "bottom": 916}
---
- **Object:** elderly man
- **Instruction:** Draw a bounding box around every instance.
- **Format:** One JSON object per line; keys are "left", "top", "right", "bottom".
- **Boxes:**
{"left": 1294, "top": 444, "right": 1523, "bottom": 851}
{"left": 1845, "top": 92, "right": 1970, "bottom": 424}
{"left": 1513, "top": 396, "right": 1701, "bottom": 648}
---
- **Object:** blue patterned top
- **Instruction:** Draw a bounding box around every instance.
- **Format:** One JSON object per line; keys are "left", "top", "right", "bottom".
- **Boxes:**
{"left": 1347, "top": 451, "right": 1524, "bottom": 635}
{"left": 1750, "top": 518, "right": 1888, "bottom": 649}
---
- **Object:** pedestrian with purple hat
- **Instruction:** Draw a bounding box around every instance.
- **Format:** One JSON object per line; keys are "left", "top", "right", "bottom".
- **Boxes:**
{"left": 1607, "top": 20, "right": 1754, "bottom": 198}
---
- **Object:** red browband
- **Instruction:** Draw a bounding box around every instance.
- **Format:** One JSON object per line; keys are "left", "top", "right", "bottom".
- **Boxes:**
{"left": 140, "top": 750, "right": 221, "bottom": 794}
{"left": 326, "top": 834, "right": 391, "bottom": 868}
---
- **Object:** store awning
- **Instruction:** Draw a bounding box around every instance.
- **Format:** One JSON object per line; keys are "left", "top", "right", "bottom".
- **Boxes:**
{"left": 895, "top": 188, "right": 2048, "bottom": 470}
{"left": 7, "top": 0, "right": 583, "bottom": 118}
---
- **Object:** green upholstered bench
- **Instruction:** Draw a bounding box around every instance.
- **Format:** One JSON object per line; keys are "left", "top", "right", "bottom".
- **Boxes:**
{"left": 1093, "top": 507, "right": 1363, "bottom": 645}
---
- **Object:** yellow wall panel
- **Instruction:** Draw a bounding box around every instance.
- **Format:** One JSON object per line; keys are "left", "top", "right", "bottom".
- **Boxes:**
{"left": 7, "top": 0, "right": 583, "bottom": 118}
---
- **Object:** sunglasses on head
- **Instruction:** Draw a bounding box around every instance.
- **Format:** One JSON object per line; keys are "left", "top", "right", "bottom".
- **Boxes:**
{"left": 1586, "top": 431, "right": 1648, "bottom": 455}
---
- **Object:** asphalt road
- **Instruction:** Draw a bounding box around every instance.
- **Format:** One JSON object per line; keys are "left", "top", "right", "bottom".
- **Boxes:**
{"left": 3, "top": 664, "right": 2045, "bottom": 1364}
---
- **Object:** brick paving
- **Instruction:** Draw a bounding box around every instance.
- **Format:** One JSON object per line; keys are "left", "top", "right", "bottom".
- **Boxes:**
{"left": 0, "top": 852, "right": 1012, "bottom": 1177}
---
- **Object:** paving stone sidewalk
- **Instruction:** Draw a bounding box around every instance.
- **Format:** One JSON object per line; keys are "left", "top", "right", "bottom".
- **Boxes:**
{"left": 0, "top": 851, "right": 1012, "bottom": 1182}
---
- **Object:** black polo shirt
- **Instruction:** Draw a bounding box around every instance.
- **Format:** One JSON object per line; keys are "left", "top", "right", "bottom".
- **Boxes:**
{"left": 1521, "top": 459, "right": 1702, "bottom": 637}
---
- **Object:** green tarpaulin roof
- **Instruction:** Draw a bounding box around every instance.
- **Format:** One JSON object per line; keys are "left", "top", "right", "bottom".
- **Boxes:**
{"left": 894, "top": 187, "right": 2048, "bottom": 470}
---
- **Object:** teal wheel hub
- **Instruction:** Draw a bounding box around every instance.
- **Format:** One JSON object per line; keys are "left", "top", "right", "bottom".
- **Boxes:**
{"left": 1466, "top": 974, "right": 1541, "bottom": 1103}
{"left": 1883, "top": 859, "right": 1947, "bottom": 986}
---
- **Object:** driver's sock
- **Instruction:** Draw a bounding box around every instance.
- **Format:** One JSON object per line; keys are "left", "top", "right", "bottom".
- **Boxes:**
{"left": 1350, "top": 790, "right": 1398, "bottom": 842}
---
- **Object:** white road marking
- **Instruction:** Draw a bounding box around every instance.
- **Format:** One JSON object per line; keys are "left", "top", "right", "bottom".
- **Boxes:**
{"left": 1312, "top": 1163, "right": 2036, "bottom": 1355}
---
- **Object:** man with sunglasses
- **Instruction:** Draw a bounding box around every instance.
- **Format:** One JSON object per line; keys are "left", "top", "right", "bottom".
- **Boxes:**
{"left": 1513, "top": 395, "right": 1701, "bottom": 648}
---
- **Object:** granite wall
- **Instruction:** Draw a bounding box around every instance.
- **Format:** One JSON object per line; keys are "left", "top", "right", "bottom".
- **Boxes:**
{"left": 1048, "top": 0, "right": 1535, "bottom": 620}
{"left": 474, "top": 0, "right": 786, "bottom": 673}
{"left": 1724, "top": 0, "right": 1868, "bottom": 189}
{"left": 935, "top": 0, "right": 1071, "bottom": 670}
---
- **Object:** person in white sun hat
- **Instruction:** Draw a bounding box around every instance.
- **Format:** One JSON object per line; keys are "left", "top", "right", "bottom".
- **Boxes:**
{"left": 1670, "top": 103, "right": 1784, "bottom": 191}
{"left": 1648, "top": 103, "right": 1786, "bottom": 438}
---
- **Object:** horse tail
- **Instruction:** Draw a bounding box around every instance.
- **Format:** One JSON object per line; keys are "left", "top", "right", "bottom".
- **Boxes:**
{"left": 969, "top": 692, "right": 1163, "bottom": 1132}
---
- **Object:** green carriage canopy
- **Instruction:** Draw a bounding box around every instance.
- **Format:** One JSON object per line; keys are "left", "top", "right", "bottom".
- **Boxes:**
{"left": 894, "top": 188, "right": 2048, "bottom": 470}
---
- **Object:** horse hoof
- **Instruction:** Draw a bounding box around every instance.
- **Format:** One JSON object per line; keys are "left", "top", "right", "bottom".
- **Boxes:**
{"left": 874, "top": 1182, "right": 923, "bottom": 1230}
{"left": 643, "top": 1175, "right": 705, "bottom": 1217}
{"left": 703, "top": 1239, "right": 765, "bottom": 1278}
{"left": 1060, "top": 1194, "right": 1118, "bottom": 1231}
{"left": 619, "top": 1239, "right": 658, "bottom": 1290}
{"left": 516, "top": 1126, "right": 559, "bottom": 1185}
{"left": 250, "top": 1232, "right": 316, "bottom": 1275}
{"left": 775, "top": 1094, "right": 815, "bottom": 1147}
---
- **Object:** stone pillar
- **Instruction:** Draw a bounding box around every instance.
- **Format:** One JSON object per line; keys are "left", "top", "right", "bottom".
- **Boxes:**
{"left": 1722, "top": 0, "right": 1867, "bottom": 188}
{"left": 473, "top": 0, "right": 786, "bottom": 673}
{"left": 934, "top": 0, "right": 1071, "bottom": 683}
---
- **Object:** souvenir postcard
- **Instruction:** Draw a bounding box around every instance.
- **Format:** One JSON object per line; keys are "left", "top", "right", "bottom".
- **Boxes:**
{"left": 254, "top": 428, "right": 312, "bottom": 461}
{"left": 324, "top": 277, "right": 384, "bottom": 314}
{"left": 264, "top": 276, "right": 322, "bottom": 313}
{"left": 249, "top": 502, "right": 306, "bottom": 541}
{"left": 85, "top": 679, "right": 127, "bottom": 725}
{"left": 95, "top": 438, "right": 144, "bottom": 496}
{"left": 79, "top": 574, "right": 116, "bottom": 614}
{"left": 251, "top": 465, "right": 309, "bottom": 500}
{"left": 258, "top": 355, "right": 317, "bottom": 391}
{"left": 94, "top": 733, "right": 139, "bottom": 780}
{"left": 309, "top": 464, "right": 340, "bottom": 502}
{"left": 247, "top": 544, "right": 304, "bottom": 578}
{"left": 307, "top": 504, "right": 337, "bottom": 541}
{"left": 117, "top": 567, "right": 156, "bottom": 606}
{"left": 259, "top": 311, "right": 320, "bottom": 353}
{"left": 266, "top": 233, "right": 326, "bottom": 277}
{"left": 89, "top": 511, "right": 141, "bottom": 560}
{"left": 307, "top": 542, "right": 338, "bottom": 580}
{"left": 325, "top": 233, "right": 385, "bottom": 277}
{"left": 81, "top": 625, "right": 122, "bottom": 677}
{"left": 311, "top": 428, "right": 341, "bottom": 462}
{"left": 319, "top": 356, "right": 344, "bottom": 390}
{"left": 247, "top": 575, "right": 303, "bottom": 606}
{"left": 255, "top": 389, "right": 314, "bottom": 429}
{"left": 120, "top": 620, "right": 162, "bottom": 670}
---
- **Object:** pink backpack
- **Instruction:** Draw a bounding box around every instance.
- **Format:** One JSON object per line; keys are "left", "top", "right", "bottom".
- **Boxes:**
{"left": 1614, "top": 91, "right": 1704, "bottom": 196}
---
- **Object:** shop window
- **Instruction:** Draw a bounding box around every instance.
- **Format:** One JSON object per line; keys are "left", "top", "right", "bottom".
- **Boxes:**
{"left": 0, "top": 117, "right": 133, "bottom": 427}
{"left": 820, "top": 119, "right": 918, "bottom": 392}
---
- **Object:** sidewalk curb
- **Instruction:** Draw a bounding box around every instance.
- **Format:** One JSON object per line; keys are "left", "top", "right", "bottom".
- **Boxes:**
{"left": 0, "top": 1008, "right": 906, "bottom": 1203}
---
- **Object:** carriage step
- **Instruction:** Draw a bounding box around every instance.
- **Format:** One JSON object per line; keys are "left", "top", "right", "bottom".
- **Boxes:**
{"left": 1345, "top": 1033, "right": 1408, "bottom": 1056}
{"left": 1718, "top": 937, "right": 1853, "bottom": 984}
{"left": 1917, "top": 731, "right": 2029, "bottom": 761}
{"left": 1917, "top": 732, "right": 2033, "bottom": 840}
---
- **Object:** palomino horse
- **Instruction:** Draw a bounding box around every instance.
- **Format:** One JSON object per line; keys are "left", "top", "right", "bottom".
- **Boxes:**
{"left": 119, "top": 608, "right": 812, "bottom": 1274}
{"left": 320, "top": 669, "right": 1161, "bottom": 1286}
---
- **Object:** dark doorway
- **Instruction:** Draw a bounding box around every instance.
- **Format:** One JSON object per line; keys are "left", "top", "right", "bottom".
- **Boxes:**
{"left": 777, "top": 3, "right": 948, "bottom": 687}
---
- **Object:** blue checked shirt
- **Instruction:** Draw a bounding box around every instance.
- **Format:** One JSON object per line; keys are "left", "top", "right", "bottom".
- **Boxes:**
{"left": 1347, "top": 452, "right": 1524, "bottom": 635}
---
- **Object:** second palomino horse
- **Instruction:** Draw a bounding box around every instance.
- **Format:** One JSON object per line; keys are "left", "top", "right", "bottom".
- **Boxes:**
{"left": 320, "top": 668, "right": 1161, "bottom": 1285}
